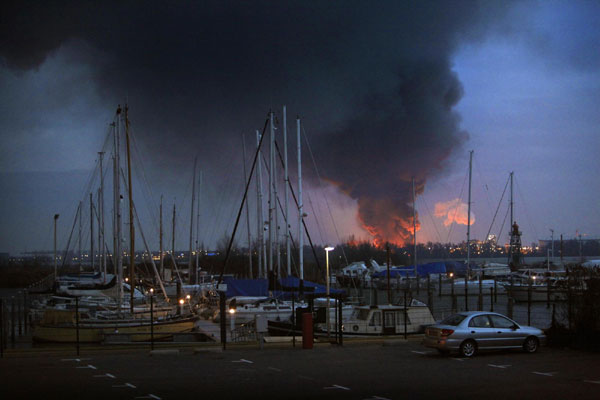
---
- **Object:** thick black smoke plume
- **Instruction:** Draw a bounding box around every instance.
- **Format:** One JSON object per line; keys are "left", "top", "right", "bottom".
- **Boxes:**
{"left": 1, "top": 0, "right": 515, "bottom": 246}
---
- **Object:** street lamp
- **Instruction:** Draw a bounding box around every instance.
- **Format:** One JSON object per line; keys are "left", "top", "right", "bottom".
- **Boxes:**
{"left": 324, "top": 246, "right": 334, "bottom": 337}
{"left": 54, "top": 214, "right": 59, "bottom": 279}
{"left": 549, "top": 229, "right": 554, "bottom": 264}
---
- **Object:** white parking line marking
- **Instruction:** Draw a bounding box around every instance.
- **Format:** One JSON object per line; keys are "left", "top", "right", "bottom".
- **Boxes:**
{"left": 452, "top": 358, "right": 467, "bottom": 362}
{"left": 135, "top": 395, "right": 161, "bottom": 400}
{"left": 112, "top": 383, "right": 136, "bottom": 388}
{"left": 232, "top": 359, "right": 254, "bottom": 364}
{"left": 411, "top": 351, "right": 428, "bottom": 355}
{"left": 533, "top": 371, "right": 556, "bottom": 377}
{"left": 93, "top": 373, "right": 116, "bottom": 378}
{"left": 61, "top": 358, "right": 91, "bottom": 362}
{"left": 488, "top": 364, "right": 511, "bottom": 369}
{"left": 324, "top": 385, "right": 350, "bottom": 390}
{"left": 268, "top": 367, "right": 282, "bottom": 372}
{"left": 584, "top": 380, "right": 600, "bottom": 385}
{"left": 76, "top": 364, "right": 97, "bottom": 369}
{"left": 363, "top": 396, "right": 392, "bottom": 400}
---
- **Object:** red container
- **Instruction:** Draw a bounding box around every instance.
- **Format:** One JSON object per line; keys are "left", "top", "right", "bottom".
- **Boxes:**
{"left": 302, "top": 312, "right": 313, "bottom": 349}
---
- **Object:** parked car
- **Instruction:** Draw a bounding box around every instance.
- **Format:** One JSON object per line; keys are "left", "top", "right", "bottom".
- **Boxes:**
{"left": 422, "top": 311, "right": 546, "bottom": 357}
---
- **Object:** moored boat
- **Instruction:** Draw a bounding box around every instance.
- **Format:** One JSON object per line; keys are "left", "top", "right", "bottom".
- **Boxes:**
{"left": 32, "top": 308, "right": 198, "bottom": 343}
{"left": 341, "top": 300, "right": 435, "bottom": 336}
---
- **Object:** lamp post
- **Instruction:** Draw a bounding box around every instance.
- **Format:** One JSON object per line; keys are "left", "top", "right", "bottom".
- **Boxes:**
{"left": 325, "top": 246, "right": 334, "bottom": 338}
{"left": 149, "top": 288, "right": 154, "bottom": 350}
{"left": 54, "top": 214, "right": 59, "bottom": 279}
{"left": 549, "top": 229, "right": 554, "bottom": 265}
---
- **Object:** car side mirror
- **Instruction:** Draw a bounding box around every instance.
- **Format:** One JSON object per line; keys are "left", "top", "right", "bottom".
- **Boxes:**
{"left": 511, "top": 325, "right": 519, "bottom": 331}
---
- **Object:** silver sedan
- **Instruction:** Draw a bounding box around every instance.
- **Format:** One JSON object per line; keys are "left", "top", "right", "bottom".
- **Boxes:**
{"left": 422, "top": 311, "right": 546, "bottom": 357}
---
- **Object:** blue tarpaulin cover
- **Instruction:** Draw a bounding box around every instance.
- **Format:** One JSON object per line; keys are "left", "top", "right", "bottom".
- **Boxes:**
{"left": 278, "top": 276, "right": 345, "bottom": 295}
{"left": 223, "top": 277, "right": 268, "bottom": 297}
{"left": 223, "top": 276, "right": 344, "bottom": 298}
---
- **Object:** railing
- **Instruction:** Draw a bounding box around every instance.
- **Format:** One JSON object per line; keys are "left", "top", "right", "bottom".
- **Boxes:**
{"left": 27, "top": 272, "right": 55, "bottom": 293}
{"left": 231, "top": 320, "right": 257, "bottom": 342}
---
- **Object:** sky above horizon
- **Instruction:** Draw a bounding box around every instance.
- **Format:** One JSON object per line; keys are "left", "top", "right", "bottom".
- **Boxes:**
{"left": 0, "top": 1, "right": 598, "bottom": 255}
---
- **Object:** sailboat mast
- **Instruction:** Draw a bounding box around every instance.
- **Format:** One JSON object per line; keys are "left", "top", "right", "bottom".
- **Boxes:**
{"left": 297, "top": 117, "right": 304, "bottom": 283}
{"left": 130, "top": 200, "right": 168, "bottom": 299}
{"left": 256, "top": 130, "right": 265, "bottom": 278}
{"left": 159, "top": 195, "right": 164, "bottom": 280}
{"left": 172, "top": 202, "right": 176, "bottom": 276}
{"left": 242, "top": 135, "right": 253, "bottom": 278}
{"left": 98, "top": 151, "right": 106, "bottom": 283}
{"left": 189, "top": 157, "right": 197, "bottom": 284}
{"left": 268, "top": 111, "right": 274, "bottom": 277}
{"left": 78, "top": 200, "right": 82, "bottom": 273}
{"left": 97, "top": 189, "right": 102, "bottom": 276}
{"left": 112, "top": 127, "right": 117, "bottom": 277}
{"left": 508, "top": 171, "right": 514, "bottom": 266}
{"left": 124, "top": 105, "right": 135, "bottom": 314}
{"left": 283, "top": 106, "right": 290, "bottom": 276}
{"left": 274, "top": 115, "right": 280, "bottom": 279}
{"left": 195, "top": 172, "right": 201, "bottom": 276}
{"left": 90, "top": 193, "right": 94, "bottom": 271}
{"left": 510, "top": 171, "right": 514, "bottom": 227}
{"left": 412, "top": 177, "right": 417, "bottom": 277}
{"left": 114, "top": 106, "right": 123, "bottom": 311}
{"left": 467, "top": 150, "right": 473, "bottom": 271}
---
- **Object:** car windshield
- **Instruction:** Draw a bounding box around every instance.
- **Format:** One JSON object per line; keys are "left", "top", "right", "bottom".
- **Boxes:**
{"left": 440, "top": 314, "right": 467, "bottom": 326}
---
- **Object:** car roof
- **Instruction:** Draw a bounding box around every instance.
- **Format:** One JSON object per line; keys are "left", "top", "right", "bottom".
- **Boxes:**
{"left": 456, "top": 311, "right": 508, "bottom": 317}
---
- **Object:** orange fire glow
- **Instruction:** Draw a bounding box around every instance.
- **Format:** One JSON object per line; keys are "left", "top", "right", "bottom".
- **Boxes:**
{"left": 356, "top": 196, "right": 421, "bottom": 248}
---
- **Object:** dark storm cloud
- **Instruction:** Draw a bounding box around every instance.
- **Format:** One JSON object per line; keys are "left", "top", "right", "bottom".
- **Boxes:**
{"left": 1, "top": 0, "right": 517, "bottom": 246}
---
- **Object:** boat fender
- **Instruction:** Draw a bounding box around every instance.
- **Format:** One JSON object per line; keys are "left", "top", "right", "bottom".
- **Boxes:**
{"left": 353, "top": 325, "right": 359, "bottom": 332}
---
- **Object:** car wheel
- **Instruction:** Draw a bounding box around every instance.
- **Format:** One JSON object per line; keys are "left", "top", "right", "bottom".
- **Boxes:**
{"left": 523, "top": 336, "right": 539, "bottom": 353}
{"left": 459, "top": 340, "right": 477, "bottom": 357}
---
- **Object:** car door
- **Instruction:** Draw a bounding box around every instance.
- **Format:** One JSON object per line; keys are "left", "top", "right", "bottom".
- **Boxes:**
{"left": 467, "top": 315, "right": 497, "bottom": 349}
{"left": 489, "top": 314, "right": 524, "bottom": 347}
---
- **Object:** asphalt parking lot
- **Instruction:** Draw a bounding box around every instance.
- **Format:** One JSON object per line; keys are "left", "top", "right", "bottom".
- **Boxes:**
{"left": 1, "top": 340, "right": 599, "bottom": 400}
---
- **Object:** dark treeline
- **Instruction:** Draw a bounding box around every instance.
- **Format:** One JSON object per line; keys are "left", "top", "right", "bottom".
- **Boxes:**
{"left": 196, "top": 237, "right": 600, "bottom": 282}
{"left": 2, "top": 238, "right": 598, "bottom": 288}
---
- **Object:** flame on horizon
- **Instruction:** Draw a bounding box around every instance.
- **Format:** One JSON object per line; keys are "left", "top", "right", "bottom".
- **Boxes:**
{"left": 355, "top": 195, "right": 421, "bottom": 248}
{"left": 434, "top": 198, "right": 475, "bottom": 227}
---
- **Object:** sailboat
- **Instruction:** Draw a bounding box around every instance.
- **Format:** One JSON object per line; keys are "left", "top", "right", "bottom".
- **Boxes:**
{"left": 33, "top": 308, "right": 197, "bottom": 343}
{"left": 33, "top": 105, "right": 198, "bottom": 343}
